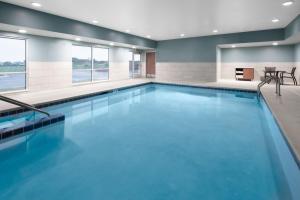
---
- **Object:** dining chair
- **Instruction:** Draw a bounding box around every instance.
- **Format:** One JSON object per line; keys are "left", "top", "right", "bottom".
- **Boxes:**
{"left": 281, "top": 67, "right": 297, "bottom": 85}
{"left": 264, "top": 67, "right": 276, "bottom": 79}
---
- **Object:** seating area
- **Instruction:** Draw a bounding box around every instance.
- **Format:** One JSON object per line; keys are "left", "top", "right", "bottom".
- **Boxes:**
{"left": 264, "top": 66, "right": 297, "bottom": 85}
{"left": 259, "top": 66, "right": 298, "bottom": 96}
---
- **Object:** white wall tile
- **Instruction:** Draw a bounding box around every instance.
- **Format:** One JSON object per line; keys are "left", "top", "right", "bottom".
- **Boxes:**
{"left": 156, "top": 62, "right": 216, "bottom": 82}
{"left": 28, "top": 62, "right": 72, "bottom": 91}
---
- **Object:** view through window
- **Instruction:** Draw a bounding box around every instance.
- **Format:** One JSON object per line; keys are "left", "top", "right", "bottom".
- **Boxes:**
{"left": 129, "top": 53, "right": 141, "bottom": 78}
{"left": 93, "top": 47, "right": 109, "bottom": 81}
{"left": 72, "top": 45, "right": 92, "bottom": 83}
{"left": 0, "top": 37, "right": 26, "bottom": 92}
{"left": 72, "top": 45, "right": 109, "bottom": 83}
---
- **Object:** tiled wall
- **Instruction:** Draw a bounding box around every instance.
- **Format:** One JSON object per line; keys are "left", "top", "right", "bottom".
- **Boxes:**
{"left": 28, "top": 62, "right": 72, "bottom": 91}
{"left": 109, "top": 62, "right": 130, "bottom": 81}
{"left": 295, "top": 44, "right": 300, "bottom": 82}
{"left": 0, "top": 33, "right": 146, "bottom": 93}
{"left": 296, "top": 63, "right": 300, "bottom": 82}
{"left": 156, "top": 62, "right": 216, "bottom": 82}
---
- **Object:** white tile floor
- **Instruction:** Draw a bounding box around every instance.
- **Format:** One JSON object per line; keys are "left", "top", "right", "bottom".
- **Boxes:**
{"left": 0, "top": 79, "right": 151, "bottom": 111}
{"left": 0, "top": 78, "right": 300, "bottom": 163}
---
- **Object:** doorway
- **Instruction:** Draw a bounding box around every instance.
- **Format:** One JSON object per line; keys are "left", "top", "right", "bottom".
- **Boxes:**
{"left": 146, "top": 52, "right": 155, "bottom": 78}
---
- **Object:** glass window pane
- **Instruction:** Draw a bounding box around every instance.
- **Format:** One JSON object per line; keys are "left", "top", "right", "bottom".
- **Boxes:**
{"left": 0, "top": 37, "right": 26, "bottom": 92}
{"left": 93, "top": 48, "right": 109, "bottom": 69}
{"left": 93, "top": 69, "right": 109, "bottom": 81}
{"left": 0, "top": 73, "right": 26, "bottom": 92}
{"left": 134, "top": 62, "right": 141, "bottom": 75}
{"left": 92, "top": 47, "right": 109, "bottom": 81}
{"left": 72, "top": 69, "right": 92, "bottom": 83}
{"left": 127, "top": 52, "right": 133, "bottom": 61}
{"left": 134, "top": 54, "right": 141, "bottom": 61}
{"left": 72, "top": 45, "right": 92, "bottom": 83}
{"left": 133, "top": 54, "right": 141, "bottom": 76}
{"left": 0, "top": 38, "right": 26, "bottom": 73}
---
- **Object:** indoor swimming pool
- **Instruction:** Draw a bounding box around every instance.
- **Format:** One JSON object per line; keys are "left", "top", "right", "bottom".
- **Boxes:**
{"left": 0, "top": 83, "right": 299, "bottom": 200}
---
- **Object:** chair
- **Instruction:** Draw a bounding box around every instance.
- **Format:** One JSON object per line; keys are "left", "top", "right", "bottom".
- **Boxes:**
{"left": 264, "top": 67, "right": 276, "bottom": 79}
{"left": 281, "top": 67, "right": 297, "bottom": 85}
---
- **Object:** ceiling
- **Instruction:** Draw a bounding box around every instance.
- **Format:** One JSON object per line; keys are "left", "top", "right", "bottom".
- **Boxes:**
{"left": 2, "top": 0, "right": 300, "bottom": 40}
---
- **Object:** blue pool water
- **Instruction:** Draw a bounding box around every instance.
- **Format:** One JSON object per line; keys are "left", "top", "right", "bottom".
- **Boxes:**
{"left": 0, "top": 84, "right": 299, "bottom": 200}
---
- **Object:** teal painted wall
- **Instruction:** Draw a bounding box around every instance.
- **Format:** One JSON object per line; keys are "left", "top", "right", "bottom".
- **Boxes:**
{"left": 0, "top": 1, "right": 299, "bottom": 64}
{"left": 156, "top": 14, "right": 300, "bottom": 63}
{"left": 221, "top": 45, "right": 295, "bottom": 63}
{"left": 295, "top": 43, "right": 300, "bottom": 62}
{"left": 156, "top": 29, "right": 284, "bottom": 62}
{"left": 0, "top": 2, "right": 156, "bottom": 48}
{"left": 0, "top": 31, "right": 136, "bottom": 63}
{"left": 285, "top": 15, "right": 300, "bottom": 39}
{"left": 28, "top": 36, "right": 72, "bottom": 62}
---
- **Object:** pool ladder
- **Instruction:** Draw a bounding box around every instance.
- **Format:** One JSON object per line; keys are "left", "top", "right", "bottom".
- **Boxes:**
{"left": 257, "top": 76, "right": 282, "bottom": 97}
{"left": 0, "top": 95, "right": 50, "bottom": 117}
{"left": 257, "top": 77, "right": 272, "bottom": 97}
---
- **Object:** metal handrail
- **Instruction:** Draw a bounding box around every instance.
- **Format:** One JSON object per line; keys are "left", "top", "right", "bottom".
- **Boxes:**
{"left": 0, "top": 95, "right": 50, "bottom": 117}
{"left": 257, "top": 73, "right": 283, "bottom": 97}
{"left": 257, "top": 76, "right": 273, "bottom": 97}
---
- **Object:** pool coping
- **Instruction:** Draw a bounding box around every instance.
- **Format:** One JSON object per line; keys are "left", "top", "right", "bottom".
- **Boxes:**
{"left": 0, "top": 81, "right": 299, "bottom": 168}
{"left": 0, "top": 114, "right": 65, "bottom": 142}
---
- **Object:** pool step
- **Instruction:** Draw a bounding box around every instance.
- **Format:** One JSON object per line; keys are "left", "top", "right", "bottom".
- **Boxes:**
{"left": 0, "top": 114, "right": 65, "bottom": 141}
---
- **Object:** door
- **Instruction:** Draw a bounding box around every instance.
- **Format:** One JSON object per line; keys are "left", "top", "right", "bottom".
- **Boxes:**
{"left": 146, "top": 52, "right": 155, "bottom": 78}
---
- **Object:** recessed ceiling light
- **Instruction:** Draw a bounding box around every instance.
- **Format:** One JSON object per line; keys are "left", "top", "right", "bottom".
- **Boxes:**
{"left": 146, "top": 35, "right": 151, "bottom": 38}
{"left": 180, "top": 34, "right": 185, "bottom": 37}
{"left": 31, "top": 2, "right": 42, "bottom": 7}
{"left": 232, "top": 45, "right": 236, "bottom": 48}
{"left": 75, "top": 37, "right": 81, "bottom": 41}
{"left": 109, "top": 42, "right": 114, "bottom": 46}
{"left": 282, "top": 1, "right": 294, "bottom": 6}
{"left": 213, "top": 30, "right": 218, "bottom": 33}
{"left": 272, "top": 18, "right": 280, "bottom": 23}
{"left": 132, "top": 46, "right": 136, "bottom": 49}
{"left": 18, "top": 29, "right": 27, "bottom": 34}
{"left": 273, "top": 42, "right": 279, "bottom": 46}
{"left": 126, "top": 29, "right": 130, "bottom": 33}
{"left": 92, "top": 20, "right": 98, "bottom": 24}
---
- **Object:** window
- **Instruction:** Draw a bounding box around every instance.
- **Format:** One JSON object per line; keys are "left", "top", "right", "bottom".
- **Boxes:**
{"left": 129, "top": 53, "right": 141, "bottom": 78}
{"left": 133, "top": 54, "right": 141, "bottom": 76}
{"left": 72, "top": 45, "right": 109, "bottom": 83}
{"left": 93, "top": 47, "right": 109, "bottom": 81}
{"left": 72, "top": 45, "right": 92, "bottom": 83}
{"left": 0, "top": 37, "right": 26, "bottom": 92}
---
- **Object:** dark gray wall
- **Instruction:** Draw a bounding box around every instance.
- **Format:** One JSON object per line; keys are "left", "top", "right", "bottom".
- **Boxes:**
{"left": 221, "top": 45, "right": 295, "bottom": 63}
{"left": 0, "top": 1, "right": 156, "bottom": 48}
{"left": 156, "top": 29, "right": 284, "bottom": 62}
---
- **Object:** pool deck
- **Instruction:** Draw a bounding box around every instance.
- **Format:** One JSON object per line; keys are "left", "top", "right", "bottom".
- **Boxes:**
{"left": 0, "top": 78, "right": 300, "bottom": 164}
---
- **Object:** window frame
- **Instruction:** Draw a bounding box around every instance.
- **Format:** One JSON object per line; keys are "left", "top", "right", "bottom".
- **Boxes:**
{"left": 92, "top": 46, "right": 110, "bottom": 82}
{"left": 72, "top": 44, "right": 110, "bottom": 85}
{"left": 0, "top": 35, "right": 28, "bottom": 94}
{"left": 72, "top": 44, "right": 93, "bottom": 84}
